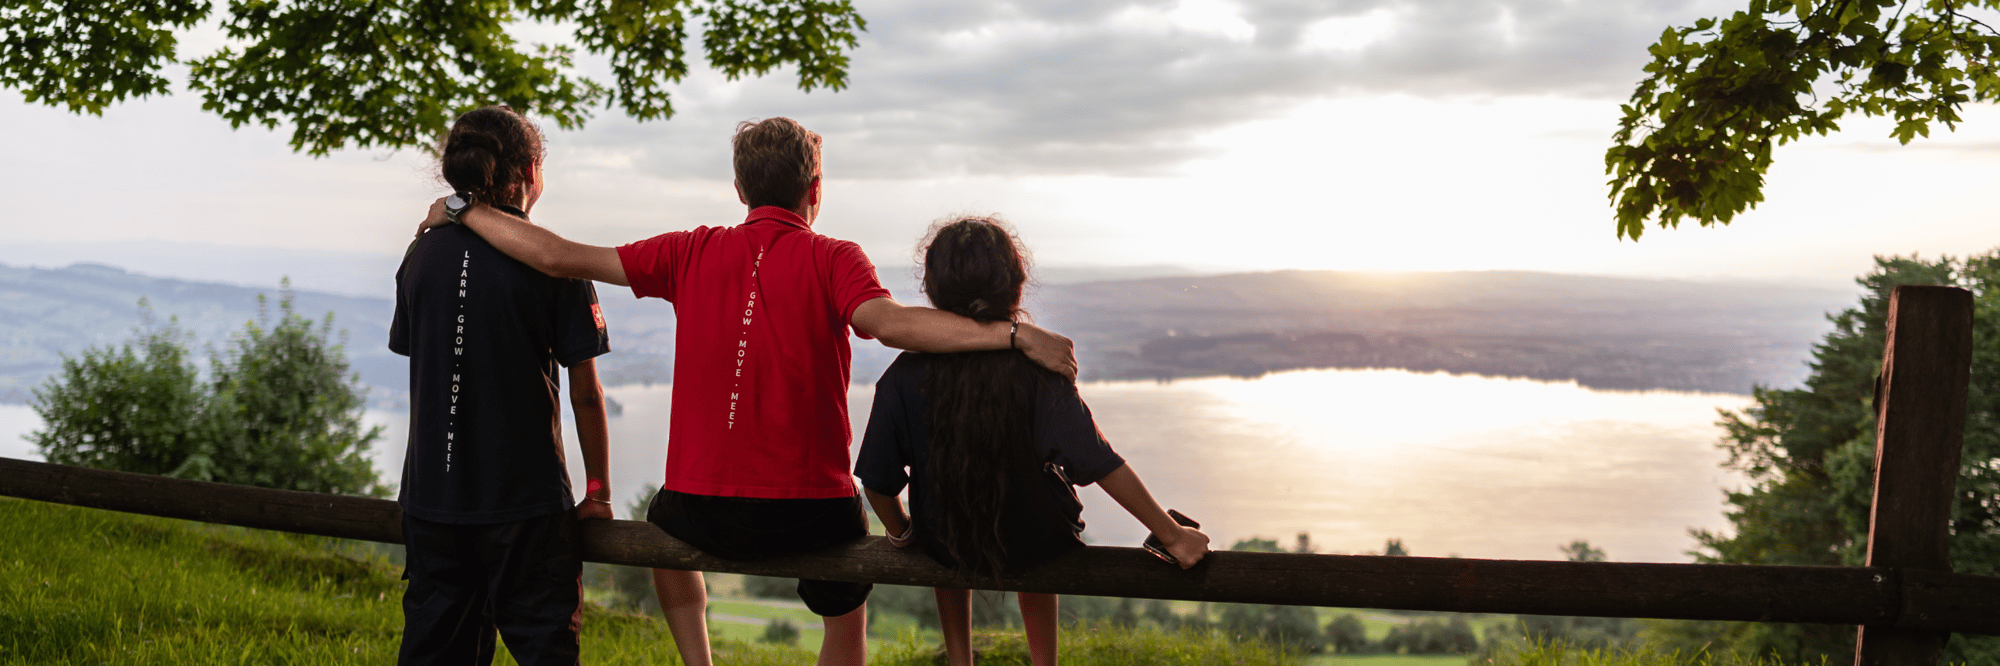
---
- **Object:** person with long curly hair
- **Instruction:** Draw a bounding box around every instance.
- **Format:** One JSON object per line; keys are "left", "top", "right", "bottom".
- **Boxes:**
{"left": 856, "top": 215, "right": 1211, "bottom": 666}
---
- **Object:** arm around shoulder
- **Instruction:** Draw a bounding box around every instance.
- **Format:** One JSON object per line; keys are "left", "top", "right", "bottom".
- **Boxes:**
{"left": 456, "top": 204, "right": 630, "bottom": 286}
{"left": 849, "top": 298, "right": 1077, "bottom": 380}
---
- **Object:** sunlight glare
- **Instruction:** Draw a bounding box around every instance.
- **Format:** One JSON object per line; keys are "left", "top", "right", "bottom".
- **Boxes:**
{"left": 1111, "top": 0, "right": 1257, "bottom": 42}
{"left": 1299, "top": 8, "right": 1398, "bottom": 53}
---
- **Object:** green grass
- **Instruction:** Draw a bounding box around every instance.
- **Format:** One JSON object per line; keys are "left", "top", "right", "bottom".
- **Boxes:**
{"left": 0, "top": 497, "right": 801, "bottom": 665}
{"left": 1304, "top": 656, "right": 1467, "bottom": 666}
{"left": 869, "top": 624, "right": 1295, "bottom": 666}
{"left": 1476, "top": 641, "right": 1811, "bottom": 666}
{"left": 3, "top": 497, "right": 1857, "bottom": 666}
{"left": 1302, "top": 608, "right": 1512, "bottom": 645}
{"left": 0, "top": 498, "right": 1284, "bottom": 665}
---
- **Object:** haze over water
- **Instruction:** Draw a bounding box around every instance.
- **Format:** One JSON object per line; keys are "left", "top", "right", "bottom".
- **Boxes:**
{"left": 1, "top": 367, "right": 1751, "bottom": 564}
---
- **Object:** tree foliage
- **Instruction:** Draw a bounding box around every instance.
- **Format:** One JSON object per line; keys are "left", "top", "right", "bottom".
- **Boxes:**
{"left": 1324, "top": 613, "right": 1368, "bottom": 654}
{"left": 1219, "top": 602, "right": 1325, "bottom": 654}
{"left": 1559, "top": 539, "right": 1607, "bottom": 563}
{"left": 30, "top": 285, "right": 384, "bottom": 496}
{"left": 1381, "top": 615, "right": 1479, "bottom": 655}
{"left": 29, "top": 300, "right": 205, "bottom": 477}
{"left": 0, "top": 0, "right": 866, "bottom": 155}
{"left": 1691, "top": 252, "right": 2000, "bottom": 662}
{"left": 1607, "top": 0, "right": 2000, "bottom": 239}
{"left": 758, "top": 617, "right": 800, "bottom": 646}
{"left": 196, "top": 288, "right": 383, "bottom": 494}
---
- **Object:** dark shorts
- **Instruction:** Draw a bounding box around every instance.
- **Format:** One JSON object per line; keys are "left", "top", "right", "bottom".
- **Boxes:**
{"left": 399, "top": 509, "right": 582, "bottom": 666}
{"left": 647, "top": 489, "right": 873, "bottom": 617}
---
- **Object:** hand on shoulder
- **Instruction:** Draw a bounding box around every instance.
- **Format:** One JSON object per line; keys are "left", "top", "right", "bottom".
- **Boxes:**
{"left": 1016, "top": 322, "right": 1078, "bottom": 381}
{"left": 418, "top": 197, "right": 454, "bottom": 236}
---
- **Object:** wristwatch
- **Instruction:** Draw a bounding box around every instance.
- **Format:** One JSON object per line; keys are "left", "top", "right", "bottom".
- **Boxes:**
{"left": 444, "top": 193, "right": 473, "bottom": 224}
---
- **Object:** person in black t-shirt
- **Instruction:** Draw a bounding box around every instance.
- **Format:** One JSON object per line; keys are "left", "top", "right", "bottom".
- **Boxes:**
{"left": 854, "top": 216, "right": 1211, "bottom": 666}
{"left": 389, "top": 105, "right": 612, "bottom": 666}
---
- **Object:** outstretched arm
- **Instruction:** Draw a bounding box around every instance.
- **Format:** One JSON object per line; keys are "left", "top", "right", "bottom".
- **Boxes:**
{"left": 420, "top": 199, "right": 629, "bottom": 286}
{"left": 849, "top": 297, "right": 1078, "bottom": 381}
{"left": 1097, "top": 464, "right": 1209, "bottom": 569}
{"left": 568, "top": 359, "right": 613, "bottom": 520}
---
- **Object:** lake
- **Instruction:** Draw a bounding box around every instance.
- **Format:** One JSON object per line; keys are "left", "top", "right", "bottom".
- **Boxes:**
{"left": 0, "top": 367, "right": 1750, "bottom": 564}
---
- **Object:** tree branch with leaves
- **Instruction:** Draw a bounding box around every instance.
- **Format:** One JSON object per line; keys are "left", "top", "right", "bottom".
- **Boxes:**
{"left": 0, "top": 0, "right": 866, "bottom": 155}
{"left": 1606, "top": 0, "right": 2000, "bottom": 240}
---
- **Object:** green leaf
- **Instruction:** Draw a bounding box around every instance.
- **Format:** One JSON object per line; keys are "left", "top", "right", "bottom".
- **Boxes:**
{"left": 0, "top": 0, "right": 867, "bottom": 154}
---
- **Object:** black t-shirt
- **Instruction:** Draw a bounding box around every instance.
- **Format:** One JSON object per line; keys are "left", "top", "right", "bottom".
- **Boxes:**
{"left": 390, "top": 210, "right": 610, "bottom": 524}
{"left": 855, "top": 352, "right": 1125, "bottom": 569}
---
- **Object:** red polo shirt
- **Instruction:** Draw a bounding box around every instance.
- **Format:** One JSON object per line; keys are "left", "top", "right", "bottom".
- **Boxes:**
{"left": 616, "top": 207, "right": 891, "bottom": 498}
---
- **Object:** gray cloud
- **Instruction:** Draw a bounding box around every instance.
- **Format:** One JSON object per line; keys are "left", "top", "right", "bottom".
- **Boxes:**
{"left": 563, "top": 0, "right": 1737, "bottom": 179}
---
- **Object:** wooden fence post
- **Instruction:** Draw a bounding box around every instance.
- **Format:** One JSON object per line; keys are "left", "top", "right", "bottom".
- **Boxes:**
{"left": 1855, "top": 285, "right": 1973, "bottom": 666}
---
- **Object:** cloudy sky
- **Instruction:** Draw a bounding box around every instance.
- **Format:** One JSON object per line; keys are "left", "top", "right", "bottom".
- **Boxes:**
{"left": 4, "top": 0, "right": 1998, "bottom": 297}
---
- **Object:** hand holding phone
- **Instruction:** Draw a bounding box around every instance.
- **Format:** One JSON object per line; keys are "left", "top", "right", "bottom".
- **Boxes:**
{"left": 1142, "top": 509, "right": 1202, "bottom": 566}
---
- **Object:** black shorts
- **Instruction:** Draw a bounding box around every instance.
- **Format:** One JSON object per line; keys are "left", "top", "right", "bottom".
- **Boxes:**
{"left": 399, "top": 509, "right": 582, "bottom": 666}
{"left": 647, "top": 489, "right": 873, "bottom": 617}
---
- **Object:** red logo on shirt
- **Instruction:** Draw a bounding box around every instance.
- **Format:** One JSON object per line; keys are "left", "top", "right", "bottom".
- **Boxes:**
{"left": 591, "top": 303, "right": 606, "bottom": 330}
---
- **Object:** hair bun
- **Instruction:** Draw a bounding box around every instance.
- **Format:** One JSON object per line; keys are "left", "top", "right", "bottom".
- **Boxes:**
{"left": 436, "top": 105, "right": 544, "bottom": 209}
{"left": 446, "top": 128, "right": 502, "bottom": 157}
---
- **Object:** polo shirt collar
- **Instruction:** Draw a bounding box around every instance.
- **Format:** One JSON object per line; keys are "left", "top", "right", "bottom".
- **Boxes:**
{"left": 744, "top": 206, "right": 810, "bottom": 231}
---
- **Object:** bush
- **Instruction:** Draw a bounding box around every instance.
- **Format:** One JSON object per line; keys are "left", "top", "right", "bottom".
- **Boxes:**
{"left": 1219, "top": 603, "right": 1325, "bottom": 653}
{"left": 30, "top": 303, "right": 205, "bottom": 477}
{"left": 759, "top": 618, "right": 800, "bottom": 646}
{"left": 30, "top": 287, "right": 384, "bottom": 496}
{"left": 743, "top": 574, "right": 800, "bottom": 600}
{"left": 1325, "top": 613, "right": 1368, "bottom": 654}
{"left": 199, "top": 288, "right": 381, "bottom": 494}
{"left": 1382, "top": 615, "right": 1478, "bottom": 655}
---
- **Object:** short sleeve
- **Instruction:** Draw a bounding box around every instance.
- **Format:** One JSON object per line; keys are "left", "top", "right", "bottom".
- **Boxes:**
{"left": 825, "top": 240, "right": 892, "bottom": 338}
{"left": 855, "top": 355, "right": 921, "bottom": 496}
{"left": 616, "top": 231, "right": 685, "bottom": 302}
{"left": 388, "top": 252, "right": 413, "bottom": 357}
{"left": 1034, "top": 378, "right": 1125, "bottom": 486}
{"left": 552, "top": 278, "right": 611, "bottom": 368}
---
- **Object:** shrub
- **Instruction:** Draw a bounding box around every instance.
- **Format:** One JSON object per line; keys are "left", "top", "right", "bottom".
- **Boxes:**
{"left": 31, "top": 287, "right": 382, "bottom": 496}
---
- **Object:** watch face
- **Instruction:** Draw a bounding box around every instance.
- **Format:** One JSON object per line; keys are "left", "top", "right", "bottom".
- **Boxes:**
{"left": 445, "top": 193, "right": 469, "bottom": 212}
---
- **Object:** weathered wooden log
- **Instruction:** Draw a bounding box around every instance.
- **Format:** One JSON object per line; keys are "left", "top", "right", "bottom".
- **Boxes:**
{"left": 1856, "top": 286, "right": 1975, "bottom": 666}
{"left": 3, "top": 455, "right": 1997, "bottom": 635}
{"left": 0, "top": 452, "right": 403, "bottom": 542}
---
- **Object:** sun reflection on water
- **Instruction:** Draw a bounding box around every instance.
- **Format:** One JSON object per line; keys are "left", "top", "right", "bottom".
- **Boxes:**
{"left": 0, "top": 366, "right": 1753, "bottom": 565}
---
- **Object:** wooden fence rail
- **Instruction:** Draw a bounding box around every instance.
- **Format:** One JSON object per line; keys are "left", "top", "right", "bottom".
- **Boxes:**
{"left": 3, "top": 455, "right": 1997, "bottom": 636}
{"left": 1, "top": 285, "right": 1992, "bottom": 666}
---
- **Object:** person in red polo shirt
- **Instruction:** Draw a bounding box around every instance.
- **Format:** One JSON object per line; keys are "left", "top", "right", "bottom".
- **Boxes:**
{"left": 418, "top": 117, "right": 1077, "bottom": 666}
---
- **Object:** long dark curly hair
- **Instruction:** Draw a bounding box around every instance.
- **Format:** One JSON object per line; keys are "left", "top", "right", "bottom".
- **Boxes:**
{"left": 917, "top": 215, "right": 1045, "bottom": 581}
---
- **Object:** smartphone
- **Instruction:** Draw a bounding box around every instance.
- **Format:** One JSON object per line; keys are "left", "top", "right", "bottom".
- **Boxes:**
{"left": 1142, "top": 509, "right": 1200, "bottom": 565}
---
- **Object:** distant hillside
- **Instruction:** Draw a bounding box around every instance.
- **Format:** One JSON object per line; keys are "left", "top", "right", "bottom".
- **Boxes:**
{"left": 0, "top": 263, "right": 1854, "bottom": 405}
{"left": 0, "top": 262, "right": 667, "bottom": 406}
{"left": 1031, "top": 270, "right": 1853, "bottom": 393}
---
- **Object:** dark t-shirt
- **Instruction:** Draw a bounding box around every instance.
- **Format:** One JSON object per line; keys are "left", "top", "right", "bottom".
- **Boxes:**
{"left": 390, "top": 210, "right": 610, "bottom": 524}
{"left": 855, "top": 351, "right": 1125, "bottom": 569}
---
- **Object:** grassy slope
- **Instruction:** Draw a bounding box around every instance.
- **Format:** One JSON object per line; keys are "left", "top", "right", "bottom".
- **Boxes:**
{"left": 0, "top": 498, "right": 1283, "bottom": 665}
{"left": 4, "top": 496, "right": 1843, "bottom": 666}
{"left": 0, "top": 497, "right": 776, "bottom": 665}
